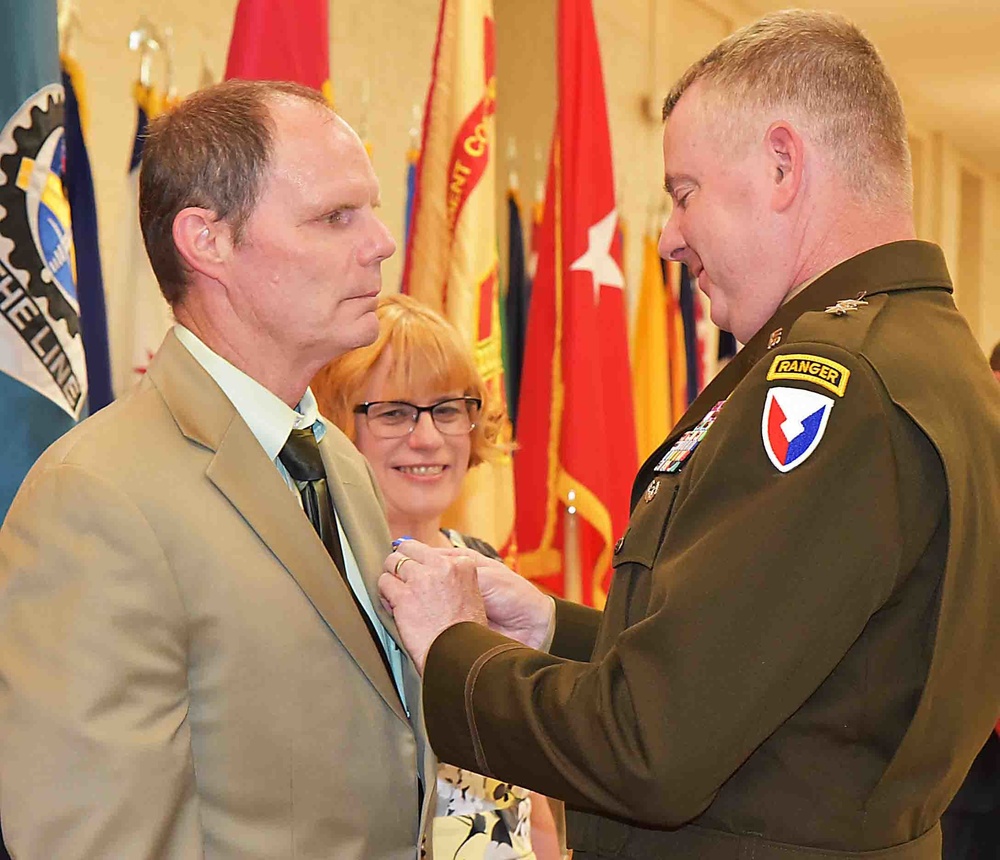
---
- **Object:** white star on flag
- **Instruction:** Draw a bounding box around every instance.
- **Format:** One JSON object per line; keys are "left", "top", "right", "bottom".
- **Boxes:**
{"left": 569, "top": 208, "right": 624, "bottom": 305}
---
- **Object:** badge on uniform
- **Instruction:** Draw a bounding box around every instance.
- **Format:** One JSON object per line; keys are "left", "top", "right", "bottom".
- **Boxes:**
{"left": 655, "top": 400, "right": 727, "bottom": 473}
{"left": 766, "top": 353, "right": 850, "bottom": 397}
{"left": 761, "top": 386, "right": 834, "bottom": 473}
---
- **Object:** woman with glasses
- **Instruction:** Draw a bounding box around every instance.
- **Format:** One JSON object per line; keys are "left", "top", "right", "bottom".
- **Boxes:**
{"left": 311, "top": 293, "right": 563, "bottom": 860}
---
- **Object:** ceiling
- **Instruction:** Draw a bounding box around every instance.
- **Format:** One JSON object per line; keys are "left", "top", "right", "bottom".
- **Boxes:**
{"left": 737, "top": 0, "right": 1000, "bottom": 175}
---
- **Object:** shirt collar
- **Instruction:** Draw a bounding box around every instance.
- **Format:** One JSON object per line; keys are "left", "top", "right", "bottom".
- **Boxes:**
{"left": 174, "top": 325, "right": 326, "bottom": 461}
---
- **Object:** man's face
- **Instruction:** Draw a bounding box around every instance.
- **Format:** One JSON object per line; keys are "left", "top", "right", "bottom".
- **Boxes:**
{"left": 224, "top": 99, "right": 395, "bottom": 367}
{"left": 658, "top": 85, "right": 792, "bottom": 343}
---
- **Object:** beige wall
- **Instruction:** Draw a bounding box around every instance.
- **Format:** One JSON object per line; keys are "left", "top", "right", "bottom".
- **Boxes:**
{"left": 67, "top": 0, "right": 238, "bottom": 287}
{"left": 67, "top": 0, "right": 999, "bottom": 355}
{"left": 68, "top": 0, "right": 441, "bottom": 295}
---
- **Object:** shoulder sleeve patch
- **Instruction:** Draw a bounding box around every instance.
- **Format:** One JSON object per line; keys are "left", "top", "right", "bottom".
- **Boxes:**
{"left": 766, "top": 353, "right": 850, "bottom": 397}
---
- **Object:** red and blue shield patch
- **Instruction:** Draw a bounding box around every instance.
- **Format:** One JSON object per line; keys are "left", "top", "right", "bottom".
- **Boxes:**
{"left": 761, "top": 386, "right": 834, "bottom": 473}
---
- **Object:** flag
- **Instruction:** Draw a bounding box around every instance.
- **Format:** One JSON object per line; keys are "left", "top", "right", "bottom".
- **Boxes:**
{"left": 106, "top": 84, "right": 174, "bottom": 395}
{"left": 617, "top": 214, "right": 629, "bottom": 286}
{"left": 401, "top": 0, "right": 515, "bottom": 555}
{"left": 225, "top": 0, "right": 332, "bottom": 103}
{"left": 631, "top": 233, "right": 671, "bottom": 461}
{"left": 514, "top": 0, "right": 637, "bottom": 607}
{"left": 663, "top": 258, "right": 687, "bottom": 425}
{"left": 61, "top": 53, "right": 112, "bottom": 412}
{"left": 403, "top": 144, "right": 419, "bottom": 252}
{"left": 527, "top": 195, "right": 543, "bottom": 281}
{"left": 0, "top": 1, "right": 87, "bottom": 521}
{"left": 695, "top": 282, "right": 719, "bottom": 390}
{"left": 504, "top": 188, "right": 529, "bottom": 433}
{"left": 718, "top": 328, "right": 738, "bottom": 366}
{"left": 679, "top": 262, "right": 700, "bottom": 406}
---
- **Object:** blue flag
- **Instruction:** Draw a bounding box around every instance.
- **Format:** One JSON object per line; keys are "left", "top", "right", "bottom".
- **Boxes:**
{"left": 718, "top": 328, "right": 738, "bottom": 363}
{"left": 62, "top": 56, "right": 112, "bottom": 411}
{"left": 0, "top": 0, "right": 87, "bottom": 520}
{"left": 401, "top": 146, "right": 419, "bottom": 287}
{"left": 503, "top": 189, "right": 530, "bottom": 434}
{"left": 679, "top": 263, "right": 699, "bottom": 407}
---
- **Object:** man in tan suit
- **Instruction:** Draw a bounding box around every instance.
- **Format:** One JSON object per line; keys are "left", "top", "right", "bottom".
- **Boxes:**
{"left": 0, "top": 80, "right": 433, "bottom": 859}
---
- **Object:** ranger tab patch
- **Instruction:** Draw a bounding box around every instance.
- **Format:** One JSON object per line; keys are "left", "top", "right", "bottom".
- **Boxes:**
{"left": 766, "top": 353, "right": 850, "bottom": 397}
{"left": 762, "top": 387, "right": 834, "bottom": 473}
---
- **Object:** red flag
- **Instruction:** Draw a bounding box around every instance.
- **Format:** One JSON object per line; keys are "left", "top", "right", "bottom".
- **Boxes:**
{"left": 515, "top": 0, "right": 637, "bottom": 607}
{"left": 224, "top": 0, "right": 332, "bottom": 103}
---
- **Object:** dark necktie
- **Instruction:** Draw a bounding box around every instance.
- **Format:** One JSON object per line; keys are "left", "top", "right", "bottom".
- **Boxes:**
{"left": 279, "top": 429, "right": 346, "bottom": 574}
{"left": 278, "top": 428, "right": 397, "bottom": 687}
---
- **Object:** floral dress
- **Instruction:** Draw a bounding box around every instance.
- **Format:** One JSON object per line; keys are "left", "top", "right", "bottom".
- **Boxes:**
{"left": 432, "top": 530, "right": 536, "bottom": 860}
{"left": 433, "top": 764, "right": 535, "bottom": 859}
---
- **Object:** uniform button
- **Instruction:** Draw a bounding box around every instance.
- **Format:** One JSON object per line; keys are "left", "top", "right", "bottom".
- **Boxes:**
{"left": 614, "top": 529, "right": 629, "bottom": 554}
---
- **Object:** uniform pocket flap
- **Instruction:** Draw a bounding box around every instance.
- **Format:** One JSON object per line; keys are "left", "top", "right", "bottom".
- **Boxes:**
{"left": 613, "top": 483, "right": 679, "bottom": 569}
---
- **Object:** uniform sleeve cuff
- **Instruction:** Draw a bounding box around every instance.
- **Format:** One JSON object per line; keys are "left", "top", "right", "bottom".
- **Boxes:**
{"left": 422, "top": 622, "right": 523, "bottom": 774}
{"left": 549, "top": 597, "right": 602, "bottom": 661}
{"left": 539, "top": 596, "right": 557, "bottom": 652}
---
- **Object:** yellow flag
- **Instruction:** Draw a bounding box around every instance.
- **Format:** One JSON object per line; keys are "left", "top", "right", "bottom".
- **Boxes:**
{"left": 665, "top": 259, "right": 689, "bottom": 425}
{"left": 401, "top": 0, "right": 515, "bottom": 556}
{"left": 631, "top": 234, "right": 671, "bottom": 461}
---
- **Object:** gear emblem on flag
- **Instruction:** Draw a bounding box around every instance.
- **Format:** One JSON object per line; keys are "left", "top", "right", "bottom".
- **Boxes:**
{"left": 0, "top": 83, "right": 87, "bottom": 417}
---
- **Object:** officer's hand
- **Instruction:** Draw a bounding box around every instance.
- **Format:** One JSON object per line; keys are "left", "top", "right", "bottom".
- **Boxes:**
{"left": 380, "top": 540, "right": 487, "bottom": 675}
{"left": 470, "top": 551, "right": 555, "bottom": 650}
{"left": 421, "top": 545, "right": 555, "bottom": 650}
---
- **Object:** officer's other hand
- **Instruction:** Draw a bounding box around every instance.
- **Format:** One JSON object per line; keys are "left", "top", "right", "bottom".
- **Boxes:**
{"left": 471, "top": 551, "right": 555, "bottom": 650}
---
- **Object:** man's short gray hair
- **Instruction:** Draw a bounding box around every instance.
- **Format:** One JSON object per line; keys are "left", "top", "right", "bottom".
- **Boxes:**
{"left": 663, "top": 10, "right": 912, "bottom": 207}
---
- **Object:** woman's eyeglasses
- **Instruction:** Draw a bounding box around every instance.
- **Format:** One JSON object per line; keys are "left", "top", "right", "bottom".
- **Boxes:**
{"left": 353, "top": 397, "right": 482, "bottom": 439}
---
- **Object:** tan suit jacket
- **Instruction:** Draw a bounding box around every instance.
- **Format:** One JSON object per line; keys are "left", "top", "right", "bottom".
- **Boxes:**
{"left": 0, "top": 331, "right": 435, "bottom": 859}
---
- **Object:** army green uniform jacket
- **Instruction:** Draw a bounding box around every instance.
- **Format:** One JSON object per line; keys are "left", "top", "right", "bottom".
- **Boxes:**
{"left": 423, "top": 242, "right": 1000, "bottom": 859}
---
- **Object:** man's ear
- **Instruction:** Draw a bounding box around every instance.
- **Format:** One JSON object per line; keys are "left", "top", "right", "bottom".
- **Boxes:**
{"left": 172, "top": 208, "right": 233, "bottom": 282}
{"left": 765, "top": 121, "right": 804, "bottom": 212}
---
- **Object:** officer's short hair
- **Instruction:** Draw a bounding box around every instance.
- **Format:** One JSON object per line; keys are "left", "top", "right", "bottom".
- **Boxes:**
{"left": 662, "top": 9, "right": 911, "bottom": 208}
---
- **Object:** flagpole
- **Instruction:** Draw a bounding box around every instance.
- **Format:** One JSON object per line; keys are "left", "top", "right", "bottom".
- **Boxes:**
{"left": 564, "top": 489, "right": 582, "bottom": 604}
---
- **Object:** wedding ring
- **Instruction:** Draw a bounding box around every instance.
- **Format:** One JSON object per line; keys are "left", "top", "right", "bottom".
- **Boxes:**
{"left": 393, "top": 556, "right": 413, "bottom": 578}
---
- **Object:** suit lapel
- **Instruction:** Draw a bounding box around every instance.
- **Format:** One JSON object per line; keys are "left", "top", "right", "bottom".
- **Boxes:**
{"left": 321, "top": 442, "right": 401, "bottom": 644}
{"left": 322, "top": 439, "right": 437, "bottom": 796}
{"left": 147, "top": 332, "right": 408, "bottom": 725}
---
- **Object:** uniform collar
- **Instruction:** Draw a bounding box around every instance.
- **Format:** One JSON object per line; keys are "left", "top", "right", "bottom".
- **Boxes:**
{"left": 793, "top": 240, "right": 951, "bottom": 301}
